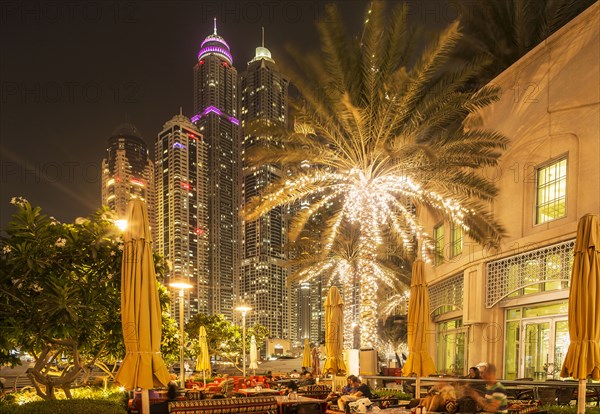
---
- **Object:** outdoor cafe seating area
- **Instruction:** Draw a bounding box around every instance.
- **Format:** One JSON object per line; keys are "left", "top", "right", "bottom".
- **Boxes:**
{"left": 128, "top": 369, "right": 600, "bottom": 414}
{"left": 128, "top": 376, "right": 331, "bottom": 414}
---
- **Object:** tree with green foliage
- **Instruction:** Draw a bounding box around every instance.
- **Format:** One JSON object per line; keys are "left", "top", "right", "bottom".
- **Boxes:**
{"left": 185, "top": 314, "right": 270, "bottom": 373}
{"left": 0, "top": 198, "right": 178, "bottom": 399}
{"left": 455, "top": 0, "right": 596, "bottom": 83}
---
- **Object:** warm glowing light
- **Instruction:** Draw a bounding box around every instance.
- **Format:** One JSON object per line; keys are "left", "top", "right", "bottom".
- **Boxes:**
{"left": 235, "top": 305, "right": 252, "bottom": 314}
{"left": 115, "top": 220, "right": 127, "bottom": 231}
{"left": 169, "top": 280, "right": 193, "bottom": 290}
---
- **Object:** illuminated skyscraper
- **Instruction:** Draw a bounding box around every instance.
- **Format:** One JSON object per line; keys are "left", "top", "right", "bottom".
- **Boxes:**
{"left": 240, "top": 30, "right": 290, "bottom": 339}
{"left": 154, "top": 112, "right": 209, "bottom": 320}
{"left": 192, "top": 20, "right": 240, "bottom": 319}
{"left": 101, "top": 123, "right": 154, "bottom": 230}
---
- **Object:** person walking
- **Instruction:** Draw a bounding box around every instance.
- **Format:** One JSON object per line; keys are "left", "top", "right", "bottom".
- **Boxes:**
{"left": 467, "top": 364, "right": 508, "bottom": 413}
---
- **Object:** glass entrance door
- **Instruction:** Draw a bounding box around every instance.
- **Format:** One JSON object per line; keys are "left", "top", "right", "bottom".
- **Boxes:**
{"left": 523, "top": 321, "right": 549, "bottom": 379}
{"left": 520, "top": 317, "right": 568, "bottom": 379}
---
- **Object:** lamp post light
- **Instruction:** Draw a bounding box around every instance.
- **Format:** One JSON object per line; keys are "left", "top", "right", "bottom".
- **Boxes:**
{"left": 170, "top": 280, "right": 193, "bottom": 388}
{"left": 235, "top": 305, "right": 252, "bottom": 378}
{"left": 115, "top": 219, "right": 128, "bottom": 232}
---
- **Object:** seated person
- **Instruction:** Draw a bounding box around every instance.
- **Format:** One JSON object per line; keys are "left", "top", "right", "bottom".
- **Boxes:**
{"left": 264, "top": 372, "right": 276, "bottom": 388}
{"left": 327, "top": 375, "right": 357, "bottom": 401}
{"left": 298, "top": 372, "right": 316, "bottom": 387}
{"left": 338, "top": 377, "right": 373, "bottom": 412}
{"left": 283, "top": 380, "right": 299, "bottom": 396}
{"left": 289, "top": 369, "right": 301, "bottom": 378}
{"left": 218, "top": 374, "right": 235, "bottom": 396}
{"left": 150, "top": 382, "right": 179, "bottom": 414}
{"left": 417, "top": 378, "right": 457, "bottom": 413}
{"left": 301, "top": 367, "right": 309, "bottom": 376}
{"left": 466, "top": 364, "right": 507, "bottom": 414}
{"left": 466, "top": 366, "right": 486, "bottom": 394}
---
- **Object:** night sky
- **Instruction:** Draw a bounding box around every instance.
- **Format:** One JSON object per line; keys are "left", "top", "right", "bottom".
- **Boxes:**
{"left": 0, "top": 0, "right": 460, "bottom": 228}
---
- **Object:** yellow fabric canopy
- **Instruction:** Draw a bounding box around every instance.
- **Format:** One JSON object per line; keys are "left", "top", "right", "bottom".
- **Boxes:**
{"left": 249, "top": 335, "right": 259, "bottom": 372}
{"left": 402, "top": 259, "right": 436, "bottom": 377}
{"left": 302, "top": 338, "right": 311, "bottom": 369}
{"left": 312, "top": 346, "right": 321, "bottom": 376}
{"left": 115, "top": 199, "right": 171, "bottom": 390}
{"left": 323, "top": 286, "right": 346, "bottom": 375}
{"left": 560, "top": 214, "right": 600, "bottom": 413}
{"left": 196, "top": 326, "right": 211, "bottom": 373}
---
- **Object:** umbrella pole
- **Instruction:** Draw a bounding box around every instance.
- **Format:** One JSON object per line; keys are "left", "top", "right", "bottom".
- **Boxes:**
{"left": 416, "top": 376, "right": 421, "bottom": 399}
{"left": 141, "top": 388, "right": 150, "bottom": 414}
{"left": 203, "top": 371, "right": 206, "bottom": 387}
{"left": 578, "top": 379, "right": 585, "bottom": 414}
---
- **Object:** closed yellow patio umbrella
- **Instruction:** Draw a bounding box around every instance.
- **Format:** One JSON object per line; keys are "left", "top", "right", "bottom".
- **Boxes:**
{"left": 402, "top": 259, "right": 435, "bottom": 391}
{"left": 312, "top": 346, "right": 321, "bottom": 377}
{"left": 196, "top": 326, "right": 211, "bottom": 386}
{"left": 560, "top": 214, "right": 600, "bottom": 413}
{"left": 302, "top": 338, "right": 312, "bottom": 369}
{"left": 249, "top": 335, "right": 259, "bottom": 375}
{"left": 323, "top": 286, "right": 346, "bottom": 389}
{"left": 115, "top": 199, "right": 170, "bottom": 413}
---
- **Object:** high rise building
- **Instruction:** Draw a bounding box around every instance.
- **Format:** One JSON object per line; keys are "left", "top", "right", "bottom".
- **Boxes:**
{"left": 192, "top": 20, "right": 240, "bottom": 319}
{"left": 154, "top": 112, "right": 209, "bottom": 321}
{"left": 101, "top": 123, "right": 154, "bottom": 229}
{"left": 239, "top": 31, "right": 290, "bottom": 339}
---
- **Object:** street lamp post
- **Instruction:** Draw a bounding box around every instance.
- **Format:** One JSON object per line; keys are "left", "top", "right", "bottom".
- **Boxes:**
{"left": 170, "top": 280, "right": 193, "bottom": 388}
{"left": 235, "top": 305, "right": 252, "bottom": 378}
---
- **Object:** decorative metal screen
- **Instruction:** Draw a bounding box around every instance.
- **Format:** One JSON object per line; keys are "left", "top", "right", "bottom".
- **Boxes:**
{"left": 486, "top": 240, "right": 575, "bottom": 307}
{"left": 429, "top": 273, "right": 464, "bottom": 315}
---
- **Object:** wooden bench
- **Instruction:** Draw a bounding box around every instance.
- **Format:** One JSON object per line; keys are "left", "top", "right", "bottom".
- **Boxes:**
{"left": 168, "top": 396, "right": 278, "bottom": 414}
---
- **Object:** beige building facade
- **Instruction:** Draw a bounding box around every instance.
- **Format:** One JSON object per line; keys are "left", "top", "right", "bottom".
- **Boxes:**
{"left": 421, "top": 3, "right": 599, "bottom": 379}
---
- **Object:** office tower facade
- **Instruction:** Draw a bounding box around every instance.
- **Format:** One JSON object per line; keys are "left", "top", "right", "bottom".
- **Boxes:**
{"left": 154, "top": 112, "right": 209, "bottom": 321}
{"left": 192, "top": 21, "right": 240, "bottom": 319}
{"left": 101, "top": 123, "right": 154, "bottom": 227}
{"left": 240, "top": 35, "right": 290, "bottom": 339}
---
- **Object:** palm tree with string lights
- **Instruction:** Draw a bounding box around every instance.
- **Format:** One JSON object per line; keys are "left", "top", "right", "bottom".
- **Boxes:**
{"left": 289, "top": 222, "right": 410, "bottom": 349}
{"left": 244, "top": 1, "right": 507, "bottom": 348}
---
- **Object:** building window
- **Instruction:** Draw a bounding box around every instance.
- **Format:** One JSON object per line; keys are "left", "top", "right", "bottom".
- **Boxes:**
{"left": 536, "top": 157, "right": 567, "bottom": 224}
{"left": 486, "top": 240, "right": 573, "bottom": 307}
{"left": 429, "top": 273, "right": 464, "bottom": 316}
{"left": 436, "top": 318, "right": 466, "bottom": 376}
{"left": 434, "top": 223, "right": 444, "bottom": 266}
{"left": 450, "top": 223, "right": 462, "bottom": 258}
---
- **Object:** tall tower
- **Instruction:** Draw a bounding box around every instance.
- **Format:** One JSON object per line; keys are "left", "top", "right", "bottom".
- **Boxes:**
{"left": 240, "top": 29, "right": 290, "bottom": 339}
{"left": 192, "top": 19, "right": 240, "bottom": 319}
{"left": 101, "top": 123, "right": 154, "bottom": 229}
{"left": 154, "top": 112, "right": 209, "bottom": 320}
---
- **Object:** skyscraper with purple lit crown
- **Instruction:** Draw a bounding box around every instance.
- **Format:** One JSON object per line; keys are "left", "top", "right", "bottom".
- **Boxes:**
{"left": 192, "top": 20, "right": 240, "bottom": 320}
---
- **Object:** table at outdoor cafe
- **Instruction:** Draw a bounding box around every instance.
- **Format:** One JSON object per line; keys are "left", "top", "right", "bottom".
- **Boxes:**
{"left": 237, "top": 387, "right": 283, "bottom": 397}
{"left": 275, "top": 395, "right": 328, "bottom": 414}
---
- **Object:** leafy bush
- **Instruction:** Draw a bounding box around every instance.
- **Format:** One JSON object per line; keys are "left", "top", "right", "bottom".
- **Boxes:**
{"left": 540, "top": 405, "right": 600, "bottom": 414}
{"left": 0, "top": 400, "right": 127, "bottom": 414}
{"left": 373, "top": 388, "right": 413, "bottom": 400}
{"left": 0, "top": 386, "right": 129, "bottom": 413}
